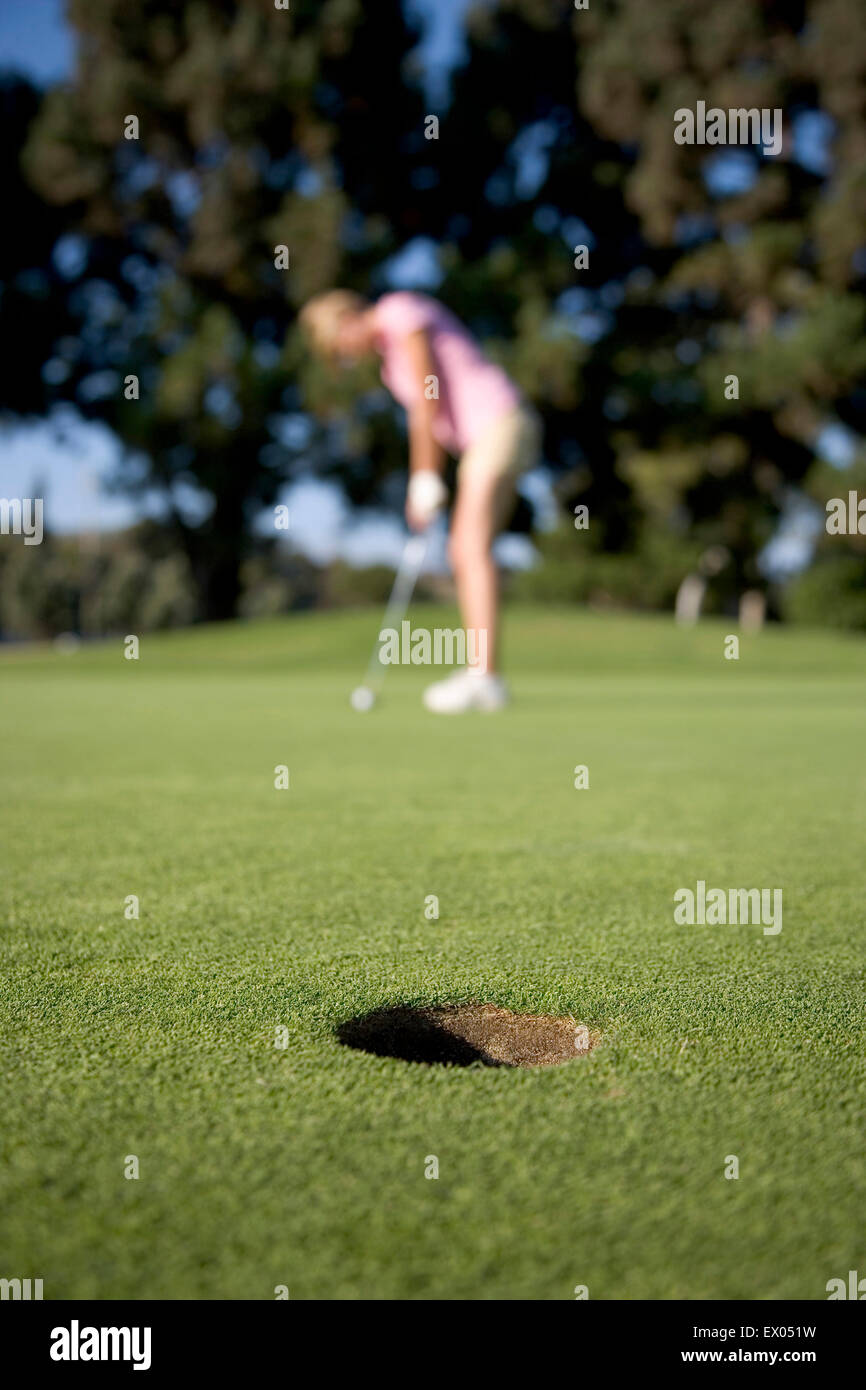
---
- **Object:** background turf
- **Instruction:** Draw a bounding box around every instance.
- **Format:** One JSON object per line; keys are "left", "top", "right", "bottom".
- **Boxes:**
{"left": 1, "top": 605, "right": 864, "bottom": 1300}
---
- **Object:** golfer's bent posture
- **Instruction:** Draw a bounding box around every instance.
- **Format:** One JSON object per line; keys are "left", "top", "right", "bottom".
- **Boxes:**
{"left": 301, "top": 290, "right": 540, "bottom": 712}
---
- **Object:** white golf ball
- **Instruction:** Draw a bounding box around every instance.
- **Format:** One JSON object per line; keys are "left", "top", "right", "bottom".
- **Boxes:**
{"left": 351, "top": 686, "right": 375, "bottom": 712}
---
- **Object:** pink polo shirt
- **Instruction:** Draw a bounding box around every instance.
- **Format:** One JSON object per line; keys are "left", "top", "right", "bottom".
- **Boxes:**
{"left": 372, "top": 292, "right": 521, "bottom": 456}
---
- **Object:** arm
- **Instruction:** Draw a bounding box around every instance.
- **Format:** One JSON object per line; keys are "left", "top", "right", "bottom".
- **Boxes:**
{"left": 403, "top": 328, "right": 446, "bottom": 529}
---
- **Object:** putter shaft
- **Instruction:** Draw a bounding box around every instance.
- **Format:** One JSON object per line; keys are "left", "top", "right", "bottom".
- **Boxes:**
{"left": 361, "top": 532, "right": 429, "bottom": 691}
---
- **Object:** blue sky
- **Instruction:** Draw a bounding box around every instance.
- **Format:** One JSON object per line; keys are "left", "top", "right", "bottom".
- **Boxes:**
{"left": 0, "top": 0, "right": 74, "bottom": 84}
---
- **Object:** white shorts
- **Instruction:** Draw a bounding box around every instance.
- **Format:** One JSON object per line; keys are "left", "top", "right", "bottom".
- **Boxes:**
{"left": 457, "top": 403, "right": 542, "bottom": 485}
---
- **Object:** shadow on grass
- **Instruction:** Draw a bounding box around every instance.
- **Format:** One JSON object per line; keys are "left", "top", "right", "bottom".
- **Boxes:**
{"left": 337, "top": 1006, "right": 498, "bottom": 1067}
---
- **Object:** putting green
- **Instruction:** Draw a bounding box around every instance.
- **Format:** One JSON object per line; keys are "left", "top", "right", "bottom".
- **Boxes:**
{"left": 1, "top": 604, "right": 864, "bottom": 1299}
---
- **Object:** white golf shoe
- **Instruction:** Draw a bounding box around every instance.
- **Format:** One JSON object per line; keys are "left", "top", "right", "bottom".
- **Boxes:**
{"left": 422, "top": 668, "right": 509, "bottom": 713}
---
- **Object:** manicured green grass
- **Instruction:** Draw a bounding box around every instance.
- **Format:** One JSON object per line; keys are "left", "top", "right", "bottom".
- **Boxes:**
{"left": 1, "top": 604, "right": 864, "bottom": 1300}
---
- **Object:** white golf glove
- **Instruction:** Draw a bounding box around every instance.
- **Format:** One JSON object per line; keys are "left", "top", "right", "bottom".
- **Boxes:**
{"left": 407, "top": 469, "right": 448, "bottom": 529}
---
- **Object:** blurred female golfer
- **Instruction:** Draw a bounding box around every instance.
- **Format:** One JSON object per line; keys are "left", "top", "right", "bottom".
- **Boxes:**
{"left": 300, "top": 290, "right": 540, "bottom": 712}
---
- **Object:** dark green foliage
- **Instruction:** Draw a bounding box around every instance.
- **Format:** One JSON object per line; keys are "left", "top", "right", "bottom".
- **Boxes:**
{"left": 784, "top": 555, "right": 866, "bottom": 629}
{"left": 4, "top": 0, "right": 866, "bottom": 621}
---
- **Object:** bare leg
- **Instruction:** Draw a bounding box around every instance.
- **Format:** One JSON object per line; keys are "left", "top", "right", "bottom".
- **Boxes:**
{"left": 448, "top": 468, "right": 515, "bottom": 676}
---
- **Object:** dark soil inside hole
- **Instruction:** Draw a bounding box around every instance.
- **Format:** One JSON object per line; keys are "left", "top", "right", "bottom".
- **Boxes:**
{"left": 336, "top": 1004, "right": 597, "bottom": 1068}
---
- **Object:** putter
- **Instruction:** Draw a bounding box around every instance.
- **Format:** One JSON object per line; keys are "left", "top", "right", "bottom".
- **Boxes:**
{"left": 351, "top": 530, "right": 429, "bottom": 710}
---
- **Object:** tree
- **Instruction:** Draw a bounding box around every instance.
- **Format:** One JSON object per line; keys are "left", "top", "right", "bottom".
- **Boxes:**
{"left": 22, "top": 0, "right": 430, "bottom": 619}
{"left": 0, "top": 74, "right": 76, "bottom": 416}
{"left": 13, "top": 0, "right": 866, "bottom": 623}
{"left": 435, "top": 0, "right": 866, "bottom": 600}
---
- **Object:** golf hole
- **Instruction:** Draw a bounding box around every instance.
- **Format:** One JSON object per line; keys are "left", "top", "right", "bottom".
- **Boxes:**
{"left": 336, "top": 1004, "right": 597, "bottom": 1068}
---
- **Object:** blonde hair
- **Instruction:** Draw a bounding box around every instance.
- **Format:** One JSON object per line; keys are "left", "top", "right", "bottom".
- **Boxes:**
{"left": 299, "top": 289, "right": 368, "bottom": 357}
